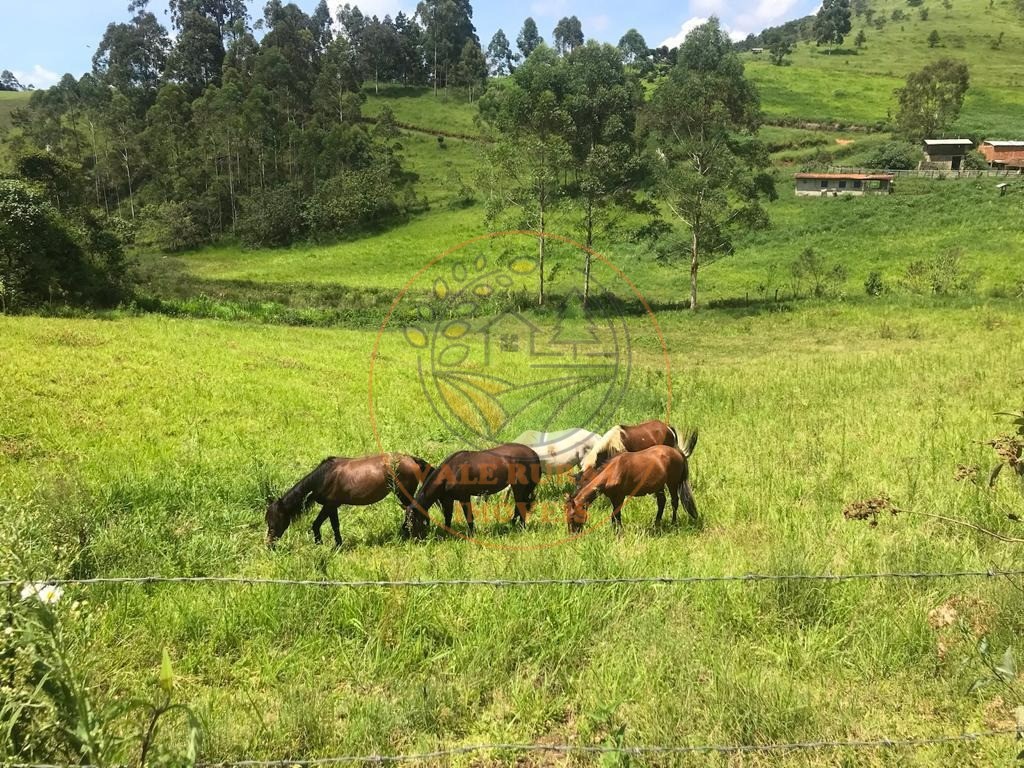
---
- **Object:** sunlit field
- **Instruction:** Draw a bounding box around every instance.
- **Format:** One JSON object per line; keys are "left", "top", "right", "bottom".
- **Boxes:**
{"left": 3, "top": 299, "right": 1023, "bottom": 763}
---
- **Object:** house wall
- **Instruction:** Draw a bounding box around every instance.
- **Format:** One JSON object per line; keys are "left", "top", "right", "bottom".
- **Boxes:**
{"left": 980, "top": 144, "right": 1024, "bottom": 165}
{"left": 795, "top": 178, "right": 866, "bottom": 196}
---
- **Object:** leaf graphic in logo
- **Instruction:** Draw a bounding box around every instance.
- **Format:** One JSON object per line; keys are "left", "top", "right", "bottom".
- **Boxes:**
{"left": 511, "top": 258, "right": 537, "bottom": 275}
{"left": 443, "top": 321, "right": 471, "bottom": 339}
{"left": 438, "top": 344, "right": 470, "bottom": 368}
{"left": 404, "top": 326, "right": 429, "bottom": 349}
{"left": 434, "top": 279, "right": 450, "bottom": 300}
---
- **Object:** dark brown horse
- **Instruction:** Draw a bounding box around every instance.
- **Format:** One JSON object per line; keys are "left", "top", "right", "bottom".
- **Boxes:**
{"left": 266, "top": 454, "right": 432, "bottom": 547}
{"left": 405, "top": 443, "right": 542, "bottom": 539}
{"left": 566, "top": 434, "right": 698, "bottom": 533}
{"left": 576, "top": 419, "right": 682, "bottom": 490}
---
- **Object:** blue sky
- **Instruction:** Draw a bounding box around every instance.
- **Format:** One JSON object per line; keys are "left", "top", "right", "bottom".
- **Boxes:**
{"left": 2, "top": 0, "right": 818, "bottom": 89}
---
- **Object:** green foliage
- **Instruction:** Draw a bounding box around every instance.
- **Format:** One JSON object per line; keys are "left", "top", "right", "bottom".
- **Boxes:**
{"left": 236, "top": 185, "right": 305, "bottom": 249}
{"left": 648, "top": 18, "right": 773, "bottom": 309}
{"left": 963, "top": 149, "right": 989, "bottom": 170}
{"left": 1, "top": 590, "right": 202, "bottom": 766}
{"left": 928, "top": 29, "right": 941, "bottom": 46}
{"left": 486, "top": 29, "right": 518, "bottom": 76}
{"left": 138, "top": 201, "right": 205, "bottom": 253}
{"left": 552, "top": 15, "right": 585, "bottom": 55}
{"left": 863, "top": 140, "right": 923, "bottom": 169}
{"left": 901, "top": 247, "right": 978, "bottom": 295}
{"left": 896, "top": 58, "right": 970, "bottom": 141}
{"left": 0, "top": 180, "right": 127, "bottom": 311}
{"left": 302, "top": 166, "right": 402, "bottom": 241}
{"left": 516, "top": 17, "right": 543, "bottom": 59}
{"left": 791, "top": 246, "right": 847, "bottom": 297}
{"left": 864, "top": 269, "right": 885, "bottom": 296}
{"left": 814, "top": 0, "right": 853, "bottom": 48}
{"left": 617, "top": 28, "right": 649, "bottom": 68}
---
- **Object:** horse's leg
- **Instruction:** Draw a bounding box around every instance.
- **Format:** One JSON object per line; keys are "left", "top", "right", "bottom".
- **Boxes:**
{"left": 311, "top": 506, "right": 330, "bottom": 545}
{"left": 441, "top": 497, "right": 455, "bottom": 530}
{"left": 655, "top": 490, "right": 666, "bottom": 527}
{"left": 460, "top": 499, "right": 475, "bottom": 536}
{"left": 669, "top": 483, "right": 680, "bottom": 525}
{"left": 326, "top": 505, "right": 343, "bottom": 549}
{"left": 609, "top": 494, "right": 626, "bottom": 536}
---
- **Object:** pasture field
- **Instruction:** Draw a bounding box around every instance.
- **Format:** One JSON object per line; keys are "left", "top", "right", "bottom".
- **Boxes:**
{"left": 3, "top": 299, "right": 1024, "bottom": 764}
{"left": 140, "top": 176, "right": 1024, "bottom": 322}
{"left": 745, "top": 0, "right": 1024, "bottom": 134}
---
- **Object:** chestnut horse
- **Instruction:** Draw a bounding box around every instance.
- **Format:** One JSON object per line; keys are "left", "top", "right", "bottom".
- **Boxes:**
{"left": 266, "top": 454, "right": 432, "bottom": 547}
{"left": 405, "top": 443, "right": 542, "bottom": 539}
{"left": 576, "top": 420, "right": 681, "bottom": 490}
{"left": 566, "top": 435, "right": 698, "bottom": 533}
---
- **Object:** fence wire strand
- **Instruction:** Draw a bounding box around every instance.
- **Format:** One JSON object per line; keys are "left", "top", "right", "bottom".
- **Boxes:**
{"left": 3, "top": 569, "right": 1024, "bottom": 590}
{"left": 7, "top": 729, "right": 1020, "bottom": 767}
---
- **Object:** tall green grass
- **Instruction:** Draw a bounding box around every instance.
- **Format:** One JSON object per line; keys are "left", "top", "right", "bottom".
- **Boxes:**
{"left": 2, "top": 303, "right": 1023, "bottom": 763}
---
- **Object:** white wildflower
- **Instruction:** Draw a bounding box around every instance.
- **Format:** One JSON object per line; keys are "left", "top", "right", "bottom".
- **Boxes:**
{"left": 20, "top": 582, "right": 64, "bottom": 605}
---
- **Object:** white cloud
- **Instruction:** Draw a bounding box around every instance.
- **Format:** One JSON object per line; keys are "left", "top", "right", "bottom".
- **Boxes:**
{"left": 735, "top": 0, "right": 801, "bottom": 30}
{"left": 659, "top": 17, "right": 745, "bottom": 48}
{"left": 690, "top": 0, "right": 727, "bottom": 13}
{"left": 327, "top": 0, "right": 409, "bottom": 22}
{"left": 529, "top": 0, "right": 569, "bottom": 20}
{"left": 12, "top": 65, "right": 60, "bottom": 90}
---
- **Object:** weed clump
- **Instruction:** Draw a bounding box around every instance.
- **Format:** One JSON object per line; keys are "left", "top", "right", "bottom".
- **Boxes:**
{"left": 842, "top": 495, "right": 901, "bottom": 526}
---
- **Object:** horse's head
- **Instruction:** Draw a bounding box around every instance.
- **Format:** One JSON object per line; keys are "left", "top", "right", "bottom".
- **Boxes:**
{"left": 565, "top": 494, "right": 589, "bottom": 534}
{"left": 265, "top": 496, "right": 289, "bottom": 547}
{"left": 402, "top": 504, "right": 430, "bottom": 540}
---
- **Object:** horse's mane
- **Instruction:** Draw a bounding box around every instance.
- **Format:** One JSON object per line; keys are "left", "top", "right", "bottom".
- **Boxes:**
{"left": 275, "top": 458, "right": 336, "bottom": 522}
{"left": 580, "top": 426, "right": 625, "bottom": 471}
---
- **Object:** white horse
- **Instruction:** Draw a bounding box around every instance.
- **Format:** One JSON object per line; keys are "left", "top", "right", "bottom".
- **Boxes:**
{"left": 514, "top": 428, "right": 604, "bottom": 475}
{"left": 579, "top": 426, "right": 628, "bottom": 472}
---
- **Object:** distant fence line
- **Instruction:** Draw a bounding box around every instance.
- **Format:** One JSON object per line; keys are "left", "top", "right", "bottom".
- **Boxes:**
{"left": 9, "top": 728, "right": 1020, "bottom": 767}
{"left": 4, "top": 568, "right": 1024, "bottom": 590}
{"left": 829, "top": 165, "right": 1023, "bottom": 179}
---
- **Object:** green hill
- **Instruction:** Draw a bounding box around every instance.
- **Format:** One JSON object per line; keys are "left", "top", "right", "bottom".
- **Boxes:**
{"left": 746, "top": 0, "right": 1024, "bottom": 136}
{"left": 0, "top": 89, "right": 29, "bottom": 131}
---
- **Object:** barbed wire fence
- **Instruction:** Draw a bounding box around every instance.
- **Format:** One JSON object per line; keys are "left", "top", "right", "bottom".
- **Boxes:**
{"left": 5, "top": 567, "right": 1024, "bottom": 590}
{"left": 6, "top": 568, "right": 1024, "bottom": 764}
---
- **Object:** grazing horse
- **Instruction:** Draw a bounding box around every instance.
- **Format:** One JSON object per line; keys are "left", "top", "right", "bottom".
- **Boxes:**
{"left": 266, "top": 454, "right": 432, "bottom": 547}
{"left": 513, "top": 428, "right": 603, "bottom": 475}
{"left": 566, "top": 434, "right": 698, "bottom": 533}
{"left": 576, "top": 420, "right": 681, "bottom": 490}
{"left": 405, "top": 443, "right": 542, "bottom": 539}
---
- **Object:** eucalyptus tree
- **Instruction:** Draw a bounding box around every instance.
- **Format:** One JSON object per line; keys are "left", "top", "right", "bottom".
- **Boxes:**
{"left": 646, "top": 18, "right": 775, "bottom": 310}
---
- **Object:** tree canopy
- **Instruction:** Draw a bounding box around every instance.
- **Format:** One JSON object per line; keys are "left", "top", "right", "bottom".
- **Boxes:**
{"left": 896, "top": 58, "right": 970, "bottom": 141}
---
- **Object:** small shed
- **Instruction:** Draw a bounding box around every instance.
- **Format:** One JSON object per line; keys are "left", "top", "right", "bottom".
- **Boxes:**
{"left": 921, "top": 139, "right": 974, "bottom": 170}
{"left": 794, "top": 173, "right": 895, "bottom": 197}
{"left": 979, "top": 140, "right": 1024, "bottom": 168}
{"left": 751, "top": 47, "right": 764, "bottom": 54}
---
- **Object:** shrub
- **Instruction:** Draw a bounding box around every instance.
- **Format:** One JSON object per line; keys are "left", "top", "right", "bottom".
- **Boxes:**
{"left": 137, "top": 201, "right": 205, "bottom": 253}
{"left": 962, "top": 150, "right": 989, "bottom": 170}
{"left": 862, "top": 140, "right": 923, "bottom": 170}
{"left": 237, "top": 186, "right": 305, "bottom": 248}
{"left": 303, "top": 165, "right": 401, "bottom": 240}
{"left": 901, "top": 247, "right": 979, "bottom": 295}
{"left": 0, "top": 180, "right": 127, "bottom": 311}
{"left": 791, "top": 247, "right": 848, "bottom": 298}
{"left": 864, "top": 270, "right": 885, "bottom": 296}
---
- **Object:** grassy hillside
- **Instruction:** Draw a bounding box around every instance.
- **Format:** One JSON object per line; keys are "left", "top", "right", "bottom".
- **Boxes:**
{"left": 3, "top": 304, "right": 1023, "bottom": 762}
{"left": 0, "top": 89, "right": 29, "bottom": 131}
{"left": 746, "top": 0, "right": 1024, "bottom": 136}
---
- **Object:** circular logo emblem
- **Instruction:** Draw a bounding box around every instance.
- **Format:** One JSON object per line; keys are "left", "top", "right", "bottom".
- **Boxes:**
{"left": 369, "top": 231, "right": 672, "bottom": 548}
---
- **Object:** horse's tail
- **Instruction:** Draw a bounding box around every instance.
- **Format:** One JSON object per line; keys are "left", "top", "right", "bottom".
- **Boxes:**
{"left": 667, "top": 424, "right": 679, "bottom": 448}
{"left": 680, "top": 429, "right": 698, "bottom": 459}
{"left": 678, "top": 432, "right": 698, "bottom": 521}
{"left": 581, "top": 426, "right": 625, "bottom": 471}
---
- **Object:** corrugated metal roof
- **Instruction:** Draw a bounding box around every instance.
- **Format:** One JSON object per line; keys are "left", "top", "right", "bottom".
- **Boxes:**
{"left": 983, "top": 141, "right": 1024, "bottom": 148}
{"left": 923, "top": 139, "right": 974, "bottom": 146}
{"left": 795, "top": 173, "right": 895, "bottom": 181}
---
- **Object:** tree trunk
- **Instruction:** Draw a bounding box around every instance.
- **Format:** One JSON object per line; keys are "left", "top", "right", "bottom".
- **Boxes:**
{"left": 583, "top": 204, "right": 593, "bottom": 308}
{"left": 690, "top": 228, "right": 699, "bottom": 310}
{"left": 122, "top": 144, "right": 136, "bottom": 221}
{"left": 538, "top": 205, "right": 546, "bottom": 306}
